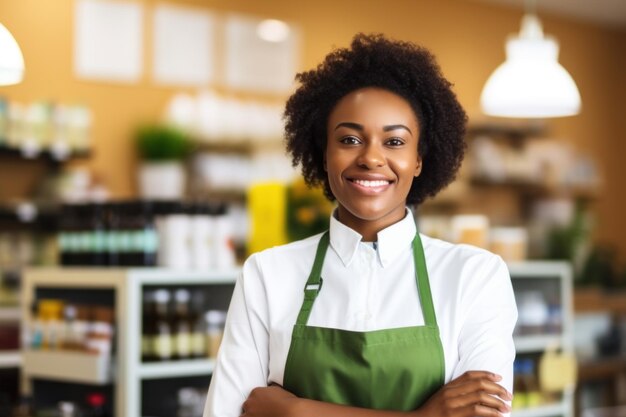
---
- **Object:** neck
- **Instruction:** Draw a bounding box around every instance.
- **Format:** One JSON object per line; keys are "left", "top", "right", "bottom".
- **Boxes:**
{"left": 336, "top": 205, "right": 407, "bottom": 242}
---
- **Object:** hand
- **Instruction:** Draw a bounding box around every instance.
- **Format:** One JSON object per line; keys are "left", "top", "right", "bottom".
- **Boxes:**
{"left": 241, "top": 385, "right": 301, "bottom": 417}
{"left": 415, "top": 371, "right": 513, "bottom": 417}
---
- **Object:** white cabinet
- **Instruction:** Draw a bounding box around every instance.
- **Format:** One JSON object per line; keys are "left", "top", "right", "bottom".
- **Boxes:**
{"left": 508, "top": 261, "right": 574, "bottom": 417}
{"left": 21, "top": 267, "right": 238, "bottom": 417}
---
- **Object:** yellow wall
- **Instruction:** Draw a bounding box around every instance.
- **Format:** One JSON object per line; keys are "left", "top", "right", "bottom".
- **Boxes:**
{"left": 1, "top": 0, "right": 625, "bottom": 259}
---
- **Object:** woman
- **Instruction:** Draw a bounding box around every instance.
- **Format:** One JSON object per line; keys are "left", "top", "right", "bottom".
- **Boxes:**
{"left": 204, "top": 33, "right": 517, "bottom": 417}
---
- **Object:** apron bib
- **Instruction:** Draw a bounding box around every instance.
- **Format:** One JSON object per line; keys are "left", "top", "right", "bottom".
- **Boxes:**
{"left": 282, "top": 231, "right": 445, "bottom": 410}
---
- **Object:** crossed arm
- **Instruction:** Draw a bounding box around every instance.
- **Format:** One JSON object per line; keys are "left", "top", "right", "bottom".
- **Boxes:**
{"left": 240, "top": 370, "right": 512, "bottom": 417}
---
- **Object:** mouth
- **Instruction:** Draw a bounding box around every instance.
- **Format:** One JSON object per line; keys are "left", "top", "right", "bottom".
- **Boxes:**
{"left": 346, "top": 177, "right": 394, "bottom": 193}
{"left": 350, "top": 179, "right": 392, "bottom": 187}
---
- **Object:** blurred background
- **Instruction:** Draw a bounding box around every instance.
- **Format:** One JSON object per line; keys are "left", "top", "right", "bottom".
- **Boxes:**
{"left": 0, "top": 0, "right": 624, "bottom": 416}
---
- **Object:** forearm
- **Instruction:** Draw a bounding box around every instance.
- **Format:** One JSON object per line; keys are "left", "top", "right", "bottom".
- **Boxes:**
{"left": 294, "top": 398, "right": 418, "bottom": 417}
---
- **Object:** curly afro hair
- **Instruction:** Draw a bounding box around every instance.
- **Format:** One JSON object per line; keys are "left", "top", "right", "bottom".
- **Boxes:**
{"left": 284, "top": 33, "right": 467, "bottom": 206}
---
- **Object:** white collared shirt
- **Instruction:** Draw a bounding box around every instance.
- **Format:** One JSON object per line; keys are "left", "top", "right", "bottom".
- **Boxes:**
{"left": 204, "top": 210, "right": 517, "bottom": 417}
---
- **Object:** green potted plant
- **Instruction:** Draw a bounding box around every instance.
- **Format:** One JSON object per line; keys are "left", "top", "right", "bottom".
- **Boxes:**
{"left": 136, "top": 123, "right": 192, "bottom": 199}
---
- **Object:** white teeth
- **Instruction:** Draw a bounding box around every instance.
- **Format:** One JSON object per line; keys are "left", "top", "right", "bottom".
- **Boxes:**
{"left": 353, "top": 179, "right": 390, "bottom": 187}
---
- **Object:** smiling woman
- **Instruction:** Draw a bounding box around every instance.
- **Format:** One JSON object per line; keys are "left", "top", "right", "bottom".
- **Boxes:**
{"left": 204, "top": 33, "right": 517, "bottom": 417}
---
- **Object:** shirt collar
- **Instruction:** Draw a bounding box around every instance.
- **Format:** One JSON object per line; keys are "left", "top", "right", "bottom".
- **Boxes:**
{"left": 329, "top": 208, "right": 417, "bottom": 268}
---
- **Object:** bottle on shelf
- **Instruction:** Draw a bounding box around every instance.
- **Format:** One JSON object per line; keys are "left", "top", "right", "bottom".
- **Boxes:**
{"left": 90, "top": 203, "right": 107, "bottom": 266}
{"left": 39, "top": 299, "right": 64, "bottom": 350}
{"left": 75, "top": 204, "right": 91, "bottom": 266}
{"left": 84, "top": 392, "right": 108, "bottom": 417}
{"left": 105, "top": 201, "right": 121, "bottom": 267}
{"left": 513, "top": 358, "right": 543, "bottom": 409}
{"left": 85, "top": 306, "right": 114, "bottom": 356}
{"left": 58, "top": 204, "right": 73, "bottom": 266}
{"left": 117, "top": 202, "right": 134, "bottom": 266}
{"left": 142, "top": 290, "right": 157, "bottom": 362}
{"left": 153, "top": 289, "right": 174, "bottom": 361}
{"left": 205, "top": 310, "right": 227, "bottom": 359}
{"left": 190, "top": 292, "right": 206, "bottom": 359}
{"left": 139, "top": 200, "right": 158, "bottom": 267}
{"left": 121, "top": 201, "right": 158, "bottom": 267}
{"left": 522, "top": 358, "right": 543, "bottom": 407}
{"left": 157, "top": 202, "right": 192, "bottom": 269}
{"left": 173, "top": 289, "right": 192, "bottom": 360}
{"left": 73, "top": 305, "right": 91, "bottom": 351}
{"left": 512, "top": 360, "right": 528, "bottom": 410}
{"left": 61, "top": 304, "right": 79, "bottom": 350}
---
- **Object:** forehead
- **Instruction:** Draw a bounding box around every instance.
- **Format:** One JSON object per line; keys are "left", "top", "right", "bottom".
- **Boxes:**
{"left": 328, "top": 87, "right": 419, "bottom": 128}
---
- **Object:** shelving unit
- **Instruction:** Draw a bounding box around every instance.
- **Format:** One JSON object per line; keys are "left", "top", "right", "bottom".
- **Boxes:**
{"left": 21, "top": 267, "right": 239, "bottom": 417}
{"left": 509, "top": 261, "right": 574, "bottom": 417}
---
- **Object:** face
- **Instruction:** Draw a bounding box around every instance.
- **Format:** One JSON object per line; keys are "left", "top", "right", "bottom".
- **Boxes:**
{"left": 325, "top": 87, "right": 422, "bottom": 236}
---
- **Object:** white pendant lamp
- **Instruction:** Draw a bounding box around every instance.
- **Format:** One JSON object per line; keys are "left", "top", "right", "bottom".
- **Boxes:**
{"left": 480, "top": 9, "right": 581, "bottom": 118}
{"left": 0, "top": 23, "right": 25, "bottom": 86}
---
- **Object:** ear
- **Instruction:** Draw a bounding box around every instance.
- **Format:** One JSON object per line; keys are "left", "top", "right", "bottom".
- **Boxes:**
{"left": 414, "top": 157, "right": 422, "bottom": 177}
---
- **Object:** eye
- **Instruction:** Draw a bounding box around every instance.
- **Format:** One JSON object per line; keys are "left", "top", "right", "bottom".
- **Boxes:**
{"left": 339, "top": 136, "right": 361, "bottom": 145}
{"left": 386, "top": 137, "right": 405, "bottom": 147}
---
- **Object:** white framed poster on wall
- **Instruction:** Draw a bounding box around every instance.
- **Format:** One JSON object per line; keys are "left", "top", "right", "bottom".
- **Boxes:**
{"left": 224, "top": 14, "right": 300, "bottom": 94}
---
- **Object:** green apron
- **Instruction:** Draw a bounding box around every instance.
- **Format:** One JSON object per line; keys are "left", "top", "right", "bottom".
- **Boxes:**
{"left": 282, "top": 231, "right": 445, "bottom": 410}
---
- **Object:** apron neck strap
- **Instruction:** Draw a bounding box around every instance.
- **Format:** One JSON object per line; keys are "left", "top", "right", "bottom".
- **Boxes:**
{"left": 295, "top": 231, "right": 439, "bottom": 328}
{"left": 412, "top": 233, "right": 437, "bottom": 328}
{"left": 295, "top": 231, "right": 330, "bottom": 325}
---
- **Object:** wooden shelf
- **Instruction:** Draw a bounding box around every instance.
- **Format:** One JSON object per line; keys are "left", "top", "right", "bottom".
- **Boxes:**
{"left": 0, "top": 145, "right": 90, "bottom": 163}
{"left": 574, "top": 288, "right": 626, "bottom": 315}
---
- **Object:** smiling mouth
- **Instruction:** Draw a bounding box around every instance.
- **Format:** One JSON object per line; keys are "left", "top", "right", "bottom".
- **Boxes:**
{"left": 349, "top": 179, "right": 393, "bottom": 188}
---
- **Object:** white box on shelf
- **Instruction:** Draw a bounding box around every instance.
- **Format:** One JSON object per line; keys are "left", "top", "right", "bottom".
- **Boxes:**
{"left": 22, "top": 350, "right": 112, "bottom": 384}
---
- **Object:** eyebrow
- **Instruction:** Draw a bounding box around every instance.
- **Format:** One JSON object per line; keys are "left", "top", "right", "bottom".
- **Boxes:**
{"left": 334, "top": 122, "right": 413, "bottom": 135}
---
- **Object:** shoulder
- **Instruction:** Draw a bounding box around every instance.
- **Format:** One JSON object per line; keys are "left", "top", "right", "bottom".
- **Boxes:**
{"left": 248, "top": 233, "right": 323, "bottom": 264}
{"left": 420, "top": 233, "right": 510, "bottom": 294}
{"left": 420, "top": 233, "right": 505, "bottom": 269}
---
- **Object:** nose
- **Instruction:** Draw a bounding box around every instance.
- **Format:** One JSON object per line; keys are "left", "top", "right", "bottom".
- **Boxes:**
{"left": 357, "top": 143, "right": 385, "bottom": 169}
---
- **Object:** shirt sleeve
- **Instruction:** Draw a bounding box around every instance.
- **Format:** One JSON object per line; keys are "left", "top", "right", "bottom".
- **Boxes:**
{"left": 452, "top": 254, "right": 518, "bottom": 415}
{"left": 204, "top": 254, "right": 270, "bottom": 417}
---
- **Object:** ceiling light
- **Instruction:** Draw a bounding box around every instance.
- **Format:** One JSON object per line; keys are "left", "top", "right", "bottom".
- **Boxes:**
{"left": 480, "top": 11, "right": 581, "bottom": 118}
{"left": 0, "top": 23, "right": 25, "bottom": 86}
{"left": 256, "top": 19, "right": 290, "bottom": 43}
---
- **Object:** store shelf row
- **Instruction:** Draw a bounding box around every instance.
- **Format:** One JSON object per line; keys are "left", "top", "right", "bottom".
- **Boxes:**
{"left": 514, "top": 334, "right": 563, "bottom": 354}
{"left": 21, "top": 349, "right": 217, "bottom": 383}
{"left": 513, "top": 402, "right": 568, "bottom": 417}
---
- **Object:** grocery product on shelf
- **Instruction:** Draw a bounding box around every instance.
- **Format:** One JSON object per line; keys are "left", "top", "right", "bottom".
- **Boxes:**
{"left": 26, "top": 299, "right": 114, "bottom": 356}
{"left": 141, "top": 288, "right": 225, "bottom": 362}
{"left": 57, "top": 200, "right": 237, "bottom": 269}
{"left": 205, "top": 310, "right": 227, "bottom": 359}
